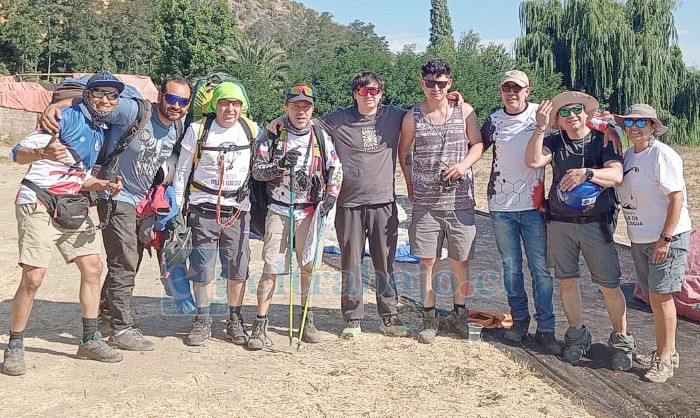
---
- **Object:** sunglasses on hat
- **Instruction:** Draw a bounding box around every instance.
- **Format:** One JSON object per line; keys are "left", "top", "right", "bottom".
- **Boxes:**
{"left": 90, "top": 89, "right": 119, "bottom": 101}
{"left": 164, "top": 93, "right": 190, "bottom": 107}
{"left": 288, "top": 84, "right": 315, "bottom": 97}
{"left": 623, "top": 118, "right": 648, "bottom": 129}
{"left": 356, "top": 86, "right": 381, "bottom": 97}
{"left": 558, "top": 104, "right": 584, "bottom": 117}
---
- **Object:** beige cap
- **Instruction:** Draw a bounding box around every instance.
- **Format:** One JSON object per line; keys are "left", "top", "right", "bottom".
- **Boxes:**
{"left": 500, "top": 70, "right": 529, "bottom": 87}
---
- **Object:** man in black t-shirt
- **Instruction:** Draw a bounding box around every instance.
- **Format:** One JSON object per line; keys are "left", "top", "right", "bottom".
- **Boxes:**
{"left": 525, "top": 91, "right": 635, "bottom": 371}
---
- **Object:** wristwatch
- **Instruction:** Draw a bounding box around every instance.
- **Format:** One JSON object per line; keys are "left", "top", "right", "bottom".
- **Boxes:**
{"left": 585, "top": 169, "right": 594, "bottom": 180}
{"left": 660, "top": 232, "right": 673, "bottom": 243}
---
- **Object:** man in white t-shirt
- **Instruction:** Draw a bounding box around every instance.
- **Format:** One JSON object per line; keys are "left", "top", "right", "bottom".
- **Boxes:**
{"left": 173, "top": 81, "right": 262, "bottom": 346}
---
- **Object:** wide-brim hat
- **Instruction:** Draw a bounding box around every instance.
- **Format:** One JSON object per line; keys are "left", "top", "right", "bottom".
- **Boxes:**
{"left": 614, "top": 103, "right": 668, "bottom": 137}
{"left": 549, "top": 91, "right": 599, "bottom": 129}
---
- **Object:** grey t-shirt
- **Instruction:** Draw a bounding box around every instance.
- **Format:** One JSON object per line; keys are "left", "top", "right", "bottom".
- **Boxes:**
{"left": 316, "top": 105, "right": 406, "bottom": 207}
{"left": 105, "top": 99, "right": 178, "bottom": 207}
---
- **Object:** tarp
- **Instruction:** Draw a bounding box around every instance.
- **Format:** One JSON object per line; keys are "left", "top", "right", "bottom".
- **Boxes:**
{"left": 0, "top": 73, "right": 160, "bottom": 113}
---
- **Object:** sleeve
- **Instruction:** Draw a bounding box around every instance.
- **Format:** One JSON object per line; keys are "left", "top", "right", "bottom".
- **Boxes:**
{"left": 322, "top": 129, "right": 343, "bottom": 198}
{"left": 316, "top": 109, "right": 345, "bottom": 134}
{"left": 105, "top": 97, "right": 139, "bottom": 127}
{"left": 9, "top": 131, "right": 52, "bottom": 162}
{"left": 252, "top": 130, "right": 282, "bottom": 182}
{"left": 480, "top": 115, "right": 495, "bottom": 150}
{"left": 657, "top": 148, "right": 686, "bottom": 195}
{"left": 542, "top": 133, "right": 558, "bottom": 155}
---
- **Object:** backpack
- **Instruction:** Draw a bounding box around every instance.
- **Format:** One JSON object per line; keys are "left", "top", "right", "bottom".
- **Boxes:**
{"left": 184, "top": 73, "right": 252, "bottom": 131}
{"left": 249, "top": 124, "right": 330, "bottom": 237}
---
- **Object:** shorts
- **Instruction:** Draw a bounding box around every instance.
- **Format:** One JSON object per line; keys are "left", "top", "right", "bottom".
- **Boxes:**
{"left": 16, "top": 202, "right": 101, "bottom": 268}
{"left": 547, "top": 220, "right": 621, "bottom": 288}
{"left": 409, "top": 205, "right": 476, "bottom": 261}
{"left": 262, "top": 211, "right": 323, "bottom": 275}
{"left": 631, "top": 231, "right": 690, "bottom": 295}
{"left": 187, "top": 205, "right": 250, "bottom": 283}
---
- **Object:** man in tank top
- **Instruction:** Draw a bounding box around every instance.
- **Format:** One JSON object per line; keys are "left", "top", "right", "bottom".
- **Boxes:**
{"left": 399, "top": 59, "right": 484, "bottom": 344}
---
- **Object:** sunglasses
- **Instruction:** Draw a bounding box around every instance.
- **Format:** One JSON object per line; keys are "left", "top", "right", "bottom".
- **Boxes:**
{"left": 356, "top": 86, "right": 381, "bottom": 97}
{"left": 90, "top": 89, "right": 119, "bottom": 101}
{"left": 558, "top": 104, "right": 585, "bottom": 117}
{"left": 288, "top": 84, "right": 315, "bottom": 97}
{"left": 163, "top": 93, "right": 190, "bottom": 107}
{"left": 500, "top": 83, "right": 524, "bottom": 93}
{"left": 423, "top": 79, "right": 450, "bottom": 89}
{"left": 623, "top": 118, "right": 648, "bottom": 129}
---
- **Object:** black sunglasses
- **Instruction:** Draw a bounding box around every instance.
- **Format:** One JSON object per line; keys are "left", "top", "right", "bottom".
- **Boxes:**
{"left": 423, "top": 79, "right": 450, "bottom": 89}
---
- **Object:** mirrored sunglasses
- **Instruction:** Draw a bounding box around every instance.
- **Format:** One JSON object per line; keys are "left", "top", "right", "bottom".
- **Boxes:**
{"left": 164, "top": 93, "right": 190, "bottom": 107}
{"left": 558, "top": 104, "right": 585, "bottom": 117}
{"left": 623, "top": 118, "right": 648, "bottom": 129}
{"left": 288, "top": 84, "right": 315, "bottom": 97}
{"left": 356, "top": 86, "right": 381, "bottom": 97}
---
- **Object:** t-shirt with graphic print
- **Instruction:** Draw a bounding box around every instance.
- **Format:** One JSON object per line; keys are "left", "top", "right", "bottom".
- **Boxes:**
{"left": 316, "top": 104, "right": 405, "bottom": 207}
{"left": 618, "top": 140, "right": 692, "bottom": 243}
{"left": 482, "top": 103, "right": 546, "bottom": 212}
{"left": 104, "top": 99, "right": 179, "bottom": 207}
{"left": 543, "top": 130, "right": 622, "bottom": 221}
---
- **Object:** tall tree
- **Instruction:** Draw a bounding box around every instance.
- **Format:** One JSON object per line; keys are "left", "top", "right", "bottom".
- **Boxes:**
{"left": 429, "top": 0, "right": 455, "bottom": 52}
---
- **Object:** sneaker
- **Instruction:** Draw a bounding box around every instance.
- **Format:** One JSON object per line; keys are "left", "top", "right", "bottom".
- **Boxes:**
{"left": 379, "top": 314, "right": 412, "bottom": 338}
{"left": 634, "top": 350, "right": 679, "bottom": 368}
{"left": 247, "top": 317, "right": 269, "bottom": 350}
{"left": 300, "top": 311, "right": 320, "bottom": 344}
{"left": 76, "top": 332, "right": 123, "bottom": 363}
{"left": 109, "top": 327, "right": 155, "bottom": 351}
{"left": 561, "top": 326, "right": 592, "bottom": 364}
{"left": 504, "top": 317, "right": 531, "bottom": 343}
{"left": 185, "top": 316, "right": 212, "bottom": 346}
{"left": 418, "top": 309, "right": 438, "bottom": 344}
{"left": 3, "top": 340, "right": 26, "bottom": 376}
{"left": 443, "top": 307, "right": 469, "bottom": 338}
{"left": 643, "top": 357, "right": 674, "bottom": 383}
{"left": 608, "top": 331, "right": 636, "bottom": 371}
{"left": 340, "top": 320, "right": 361, "bottom": 339}
{"left": 534, "top": 330, "right": 562, "bottom": 355}
{"left": 226, "top": 314, "right": 249, "bottom": 345}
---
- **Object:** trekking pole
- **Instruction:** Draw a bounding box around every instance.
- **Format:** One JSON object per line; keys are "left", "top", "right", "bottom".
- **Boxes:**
{"left": 288, "top": 165, "right": 296, "bottom": 347}
{"left": 297, "top": 215, "right": 325, "bottom": 351}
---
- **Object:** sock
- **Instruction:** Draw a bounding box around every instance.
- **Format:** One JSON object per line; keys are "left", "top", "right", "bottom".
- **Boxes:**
{"left": 423, "top": 306, "right": 436, "bottom": 312}
{"left": 454, "top": 304, "right": 466, "bottom": 313}
{"left": 229, "top": 306, "right": 242, "bottom": 321}
{"left": 256, "top": 314, "right": 267, "bottom": 320}
{"left": 9, "top": 330, "right": 24, "bottom": 343}
{"left": 197, "top": 306, "right": 210, "bottom": 318}
{"left": 82, "top": 318, "right": 98, "bottom": 342}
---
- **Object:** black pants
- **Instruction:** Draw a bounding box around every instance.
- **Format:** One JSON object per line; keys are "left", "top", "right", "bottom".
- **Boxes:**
{"left": 335, "top": 202, "right": 399, "bottom": 321}
{"left": 98, "top": 199, "right": 142, "bottom": 332}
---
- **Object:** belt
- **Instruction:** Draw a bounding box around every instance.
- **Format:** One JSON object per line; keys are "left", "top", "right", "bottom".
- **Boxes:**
{"left": 550, "top": 213, "right": 608, "bottom": 224}
{"left": 269, "top": 198, "right": 315, "bottom": 209}
{"left": 192, "top": 202, "right": 238, "bottom": 215}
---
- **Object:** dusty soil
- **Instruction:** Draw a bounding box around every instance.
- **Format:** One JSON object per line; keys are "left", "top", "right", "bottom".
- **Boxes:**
{"left": 0, "top": 146, "right": 592, "bottom": 417}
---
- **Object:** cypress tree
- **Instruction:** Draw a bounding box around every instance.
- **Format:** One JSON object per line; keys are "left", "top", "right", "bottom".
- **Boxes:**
{"left": 429, "top": 0, "right": 455, "bottom": 51}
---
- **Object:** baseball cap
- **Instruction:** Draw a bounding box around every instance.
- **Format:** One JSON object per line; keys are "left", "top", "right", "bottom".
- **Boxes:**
{"left": 500, "top": 70, "right": 529, "bottom": 87}
{"left": 86, "top": 71, "right": 125, "bottom": 93}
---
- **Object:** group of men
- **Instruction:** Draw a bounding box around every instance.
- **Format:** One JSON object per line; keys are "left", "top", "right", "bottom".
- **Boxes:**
{"left": 5, "top": 57, "right": 631, "bottom": 377}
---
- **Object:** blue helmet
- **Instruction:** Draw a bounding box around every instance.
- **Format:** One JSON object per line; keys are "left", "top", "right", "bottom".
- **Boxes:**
{"left": 557, "top": 181, "right": 605, "bottom": 212}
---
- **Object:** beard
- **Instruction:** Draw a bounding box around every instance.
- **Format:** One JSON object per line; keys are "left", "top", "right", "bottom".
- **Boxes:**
{"left": 158, "top": 101, "right": 185, "bottom": 122}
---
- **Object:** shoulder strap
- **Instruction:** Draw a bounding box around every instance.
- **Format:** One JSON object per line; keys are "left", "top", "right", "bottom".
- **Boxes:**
{"left": 312, "top": 124, "right": 329, "bottom": 179}
{"left": 97, "top": 99, "right": 152, "bottom": 165}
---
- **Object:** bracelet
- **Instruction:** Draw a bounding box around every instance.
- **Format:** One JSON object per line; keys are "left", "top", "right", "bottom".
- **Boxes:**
{"left": 535, "top": 126, "right": 546, "bottom": 134}
{"left": 38, "top": 148, "right": 44, "bottom": 160}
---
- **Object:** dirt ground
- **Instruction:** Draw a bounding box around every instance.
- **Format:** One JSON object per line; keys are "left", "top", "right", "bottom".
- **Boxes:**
{"left": 0, "top": 141, "right": 697, "bottom": 417}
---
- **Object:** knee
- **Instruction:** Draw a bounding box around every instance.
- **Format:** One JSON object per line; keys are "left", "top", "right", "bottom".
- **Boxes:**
{"left": 559, "top": 278, "right": 578, "bottom": 291}
{"left": 420, "top": 258, "right": 437, "bottom": 269}
{"left": 82, "top": 258, "right": 104, "bottom": 283}
{"left": 21, "top": 267, "right": 46, "bottom": 294}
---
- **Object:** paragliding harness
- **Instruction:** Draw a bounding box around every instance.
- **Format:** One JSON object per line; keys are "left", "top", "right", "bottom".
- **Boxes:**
{"left": 250, "top": 124, "right": 330, "bottom": 236}
{"left": 184, "top": 114, "right": 257, "bottom": 228}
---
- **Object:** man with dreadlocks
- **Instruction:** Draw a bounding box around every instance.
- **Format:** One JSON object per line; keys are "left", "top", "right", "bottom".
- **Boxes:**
{"left": 173, "top": 81, "right": 262, "bottom": 346}
{"left": 4, "top": 72, "right": 125, "bottom": 376}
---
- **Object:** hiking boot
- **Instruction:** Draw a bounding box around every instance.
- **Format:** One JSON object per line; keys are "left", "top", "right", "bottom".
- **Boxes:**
{"left": 561, "top": 326, "right": 592, "bottom": 364}
{"left": 534, "top": 330, "right": 562, "bottom": 355}
{"left": 185, "top": 316, "right": 212, "bottom": 346}
{"left": 643, "top": 357, "right": 674, "bottom": 383}
{"left": 504, "top": 317, "right": 530, "bottom": 343}
{"left": 418, "top": 309, "right": 438, "bottom": 344}
{"left": 109, "top": 327, "right": 155, "bottom": 351}
{"left": 3, "top": 340, "right": 26, "bottom": 376}
{"left": 379, "top": 314, "right": 412, "bottom": 337}
{"left": 444, "top": 307, "right": 470, "bottom": 338}
{"left": 76, "top": 332, "right": 123, "bottom": 363}
{"left": 98, "top": 317, "right": 112, "bottom": 337}
{"left": 226, "top": 314, "right": 249, "bottom": 346}
{"left": 340, "top": 320, "right": 361, "bottom": 339}
{"left": 608, "top": 331, "right": 636, "bottom": 371}
{"left": 247, "top": 317, "right": 269, "bottom": 350}
{"left": 634, "top": 350, "right": 679, "bottom": 368}
{"left": 300, "top": 311, "right": 320, "bottom": 344}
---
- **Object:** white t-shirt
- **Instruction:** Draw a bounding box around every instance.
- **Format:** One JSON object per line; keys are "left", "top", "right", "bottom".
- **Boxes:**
{"left": 618, "top": 140, "right": 692, "bottom": 243}
{"left": 482, "top": 103, "right": 546, "bottom": 211}
{"left": 174, "top": 119, "right": 261, "bottom": 210}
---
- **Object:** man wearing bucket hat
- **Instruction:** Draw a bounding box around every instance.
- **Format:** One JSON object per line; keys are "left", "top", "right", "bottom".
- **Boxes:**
{"left": 525, "top": 91, "right": 635, "bottom": 370}
{"left": 173, "top": 81, "right": 262, "bottom": 346}
{"left": 4, "top": 72, "right": 125, "bottom": 376}
{"left": 614, "top": 104, "right": 692, "bottom": 382}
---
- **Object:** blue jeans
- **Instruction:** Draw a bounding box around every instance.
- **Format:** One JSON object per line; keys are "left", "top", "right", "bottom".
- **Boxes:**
{"left": 490, "top": 210, "right": 555, "bottom": 332}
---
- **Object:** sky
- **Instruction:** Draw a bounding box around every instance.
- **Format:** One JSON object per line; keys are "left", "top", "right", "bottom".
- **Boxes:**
{"left": 297, "top": 0, "right": 700, "bottom": 68}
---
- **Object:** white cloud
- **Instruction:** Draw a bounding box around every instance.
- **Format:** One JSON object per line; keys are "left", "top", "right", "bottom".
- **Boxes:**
{"left": 386, "top": 32, "right": 429, "bottom": 53}
{"left": 677, "top": 29, "right": 691, "bottom": 35}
